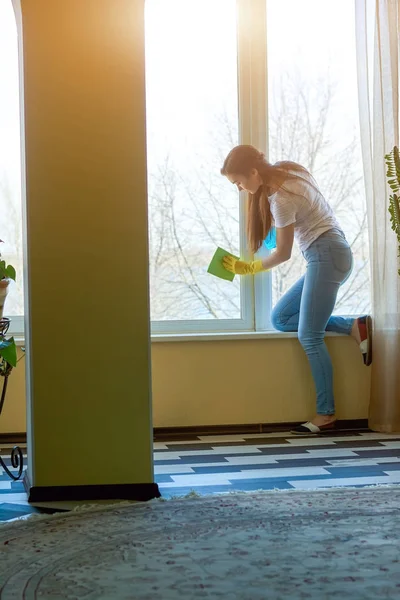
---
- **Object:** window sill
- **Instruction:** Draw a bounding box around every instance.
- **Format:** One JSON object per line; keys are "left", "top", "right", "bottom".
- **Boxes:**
{"left": 11, "top": 331, "right": 349, "bottom": 346}
{"left": 151, "top": 330, "right": 347, "bottom": 343}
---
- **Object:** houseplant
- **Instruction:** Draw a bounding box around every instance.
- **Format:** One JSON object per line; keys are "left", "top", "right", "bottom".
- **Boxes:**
{"left": 385, "top": 146, "right": 400, "bottom": 276}
{"left": 0, "top": 240, "right": 17, "bottom": 370}
{"left": 0, "top": 240, "right": 22, "bottom": 480}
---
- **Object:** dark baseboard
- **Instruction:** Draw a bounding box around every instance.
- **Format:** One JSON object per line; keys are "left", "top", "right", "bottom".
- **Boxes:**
{"left": 153, "top": 419, "right": 370, "bottom": 441}
{"left": 3, "top": 420, "right": 370, "bottom": 445}
{"left": 0, "top": 432, "right": 27, "bottom": 444}
{"left": 23, "top": 472, "right": 161, "bottom": 503}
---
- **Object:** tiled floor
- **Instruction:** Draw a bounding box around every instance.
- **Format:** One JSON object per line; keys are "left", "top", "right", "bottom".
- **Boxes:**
{"left": 2, "top": 430, "right": 400, "bottom": 521}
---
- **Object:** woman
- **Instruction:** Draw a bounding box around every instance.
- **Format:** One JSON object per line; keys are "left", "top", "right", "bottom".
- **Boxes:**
{"left": 221, "top": 144, "right": 372, "bottom": 435}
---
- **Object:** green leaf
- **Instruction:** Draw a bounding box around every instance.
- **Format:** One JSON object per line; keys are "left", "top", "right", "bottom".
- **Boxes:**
{"left": 0, "top": 258, "right": 16, "bottom": 282}
{"left": 389, "top": 192, "right": 400, "bottom": 238}
{"left": 386, "top": 149, "right": 400, "bottom": 260}
{"left": 0, "top": 337, "right": 17, "bottom": 368}
{"left": 5, "top": 265, "right": 16, "bottom": 281}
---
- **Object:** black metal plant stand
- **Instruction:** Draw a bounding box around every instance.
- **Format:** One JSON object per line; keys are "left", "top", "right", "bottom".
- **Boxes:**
{"left": 0, "top": 317, "right": 23, "bottom": 481}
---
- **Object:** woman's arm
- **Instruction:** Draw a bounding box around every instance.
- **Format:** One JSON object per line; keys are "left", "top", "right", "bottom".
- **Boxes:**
{"left": 260, "top": 224, "right": 294, "bottom": 270}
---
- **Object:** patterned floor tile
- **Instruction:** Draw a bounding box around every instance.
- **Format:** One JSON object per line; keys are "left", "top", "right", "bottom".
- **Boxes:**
{"left": 162, "top": 466, "right": 332, "bottom": 487}
{"left": 352, "top": 449, "right": 400, "bottom": 459}
{"left": 3, "top": 431, "right": 400, "bottom": 519}
{"left": 0, "top": 509, "right": 31, "bottom": 522}
{"left": 189, "top": 458, "right": 345, "bottom": 474}
{"left": 289, "top": 475, "right": 400, "bottom": 489}
{"left": 153, "top": 431, "right": 400, "bottom": 498}
{"left": 0, "top": 492, "right": 29, "bottom": 504}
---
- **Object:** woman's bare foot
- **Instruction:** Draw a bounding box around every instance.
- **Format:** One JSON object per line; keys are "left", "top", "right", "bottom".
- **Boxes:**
{"left": 311, "top": 414, "right": 336, "bottom": 428}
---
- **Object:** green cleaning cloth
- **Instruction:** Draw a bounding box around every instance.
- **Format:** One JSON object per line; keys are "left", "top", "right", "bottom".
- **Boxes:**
{"left": 207, "top": 247, "right": 240, "bottom": 282}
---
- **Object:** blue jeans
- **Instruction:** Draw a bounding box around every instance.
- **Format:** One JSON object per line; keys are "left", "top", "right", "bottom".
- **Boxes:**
{"left": 271, "top": 229, "right": 354, "bottom": 415}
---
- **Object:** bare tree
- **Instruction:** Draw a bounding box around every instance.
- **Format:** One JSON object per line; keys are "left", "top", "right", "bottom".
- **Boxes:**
{"left": 269, "top": 72, "right": 370, "bottom": 314}
{"left": 148, "top": 155, "right": 241, "bottom": 320}
{"left": 149, "top": 75, "right": 371, "bottom": 320}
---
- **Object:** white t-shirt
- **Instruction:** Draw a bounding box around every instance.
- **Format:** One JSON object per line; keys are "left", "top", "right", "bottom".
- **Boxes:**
{"left": 268, "top": 172, "right": 342, "bottom": 252}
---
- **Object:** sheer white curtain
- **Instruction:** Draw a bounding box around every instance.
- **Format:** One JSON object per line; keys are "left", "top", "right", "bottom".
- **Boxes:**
{"left": 355, "top": 0, "right": 400, "bottom": 432}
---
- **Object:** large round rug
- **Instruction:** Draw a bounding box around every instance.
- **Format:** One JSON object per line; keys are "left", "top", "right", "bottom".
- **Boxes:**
{"left": 2, "top": 487, "right": 400, "bottom": 599}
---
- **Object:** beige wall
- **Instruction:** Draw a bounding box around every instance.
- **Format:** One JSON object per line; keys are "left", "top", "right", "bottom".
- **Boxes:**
{"left": 152, "top": 337, "right": 370, "bottom": 427}
{"left": 2, "top": 336, "right": 370, "bottom": 433}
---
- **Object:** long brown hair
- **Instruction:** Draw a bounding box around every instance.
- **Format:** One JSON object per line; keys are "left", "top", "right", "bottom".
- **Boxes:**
{"left": 220, "top": 145, "right": 314, "bottom": 254}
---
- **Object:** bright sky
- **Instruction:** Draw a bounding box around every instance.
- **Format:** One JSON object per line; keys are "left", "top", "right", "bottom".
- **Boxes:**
{"left": 145, "top": 0, "right": 361, "bottom": 169}
{"left": 0, "top": 0, "right": 365, "bottom": 236}
{"left": 0, "top": 0, "right": 361, "bottom": 185}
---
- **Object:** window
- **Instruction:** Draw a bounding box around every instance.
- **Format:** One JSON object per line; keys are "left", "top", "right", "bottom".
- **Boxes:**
{"left": 2, "top": 2, "right": 370, "bottom": 338}
{"left": 267, "top": 0, "right": 370, "bottom": 316}
{"left": 0, "top": 1, "right": 23, "bottom": 335}
{"left": 145, "top": 0, "right": 253, "bottom": 334}
{"left": 146, "top": 0, "right": 371, "bottom": 334}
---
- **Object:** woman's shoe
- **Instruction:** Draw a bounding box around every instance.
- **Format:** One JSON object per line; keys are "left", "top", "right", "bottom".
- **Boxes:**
{"left": 291, "top": 421, "right": 336, "bottom": 435}
{"left": 355, "top": 315, "right": 372, "bottom": 366}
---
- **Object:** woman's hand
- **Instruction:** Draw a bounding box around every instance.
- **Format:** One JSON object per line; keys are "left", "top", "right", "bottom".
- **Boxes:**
{"left": 223, "top": 225, "right": 294, "bottom": 275}
{"left": 222, "top": 256, "right": 265, "bottom": 275}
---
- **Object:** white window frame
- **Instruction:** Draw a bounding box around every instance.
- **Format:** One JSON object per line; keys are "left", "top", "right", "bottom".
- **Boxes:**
{"left": 150, "top": 0, "right": 269, "bottom": 336}
{"left": 6, "top": 315, "right": 24, "bottom": 338}
{"left": 237, "top": 0, "right": 273, "bottom": 332}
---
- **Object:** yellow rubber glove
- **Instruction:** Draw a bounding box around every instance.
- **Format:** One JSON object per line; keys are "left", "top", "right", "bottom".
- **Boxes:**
{"left": 222, "top": 256, "right": 266, "bottom": 275}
